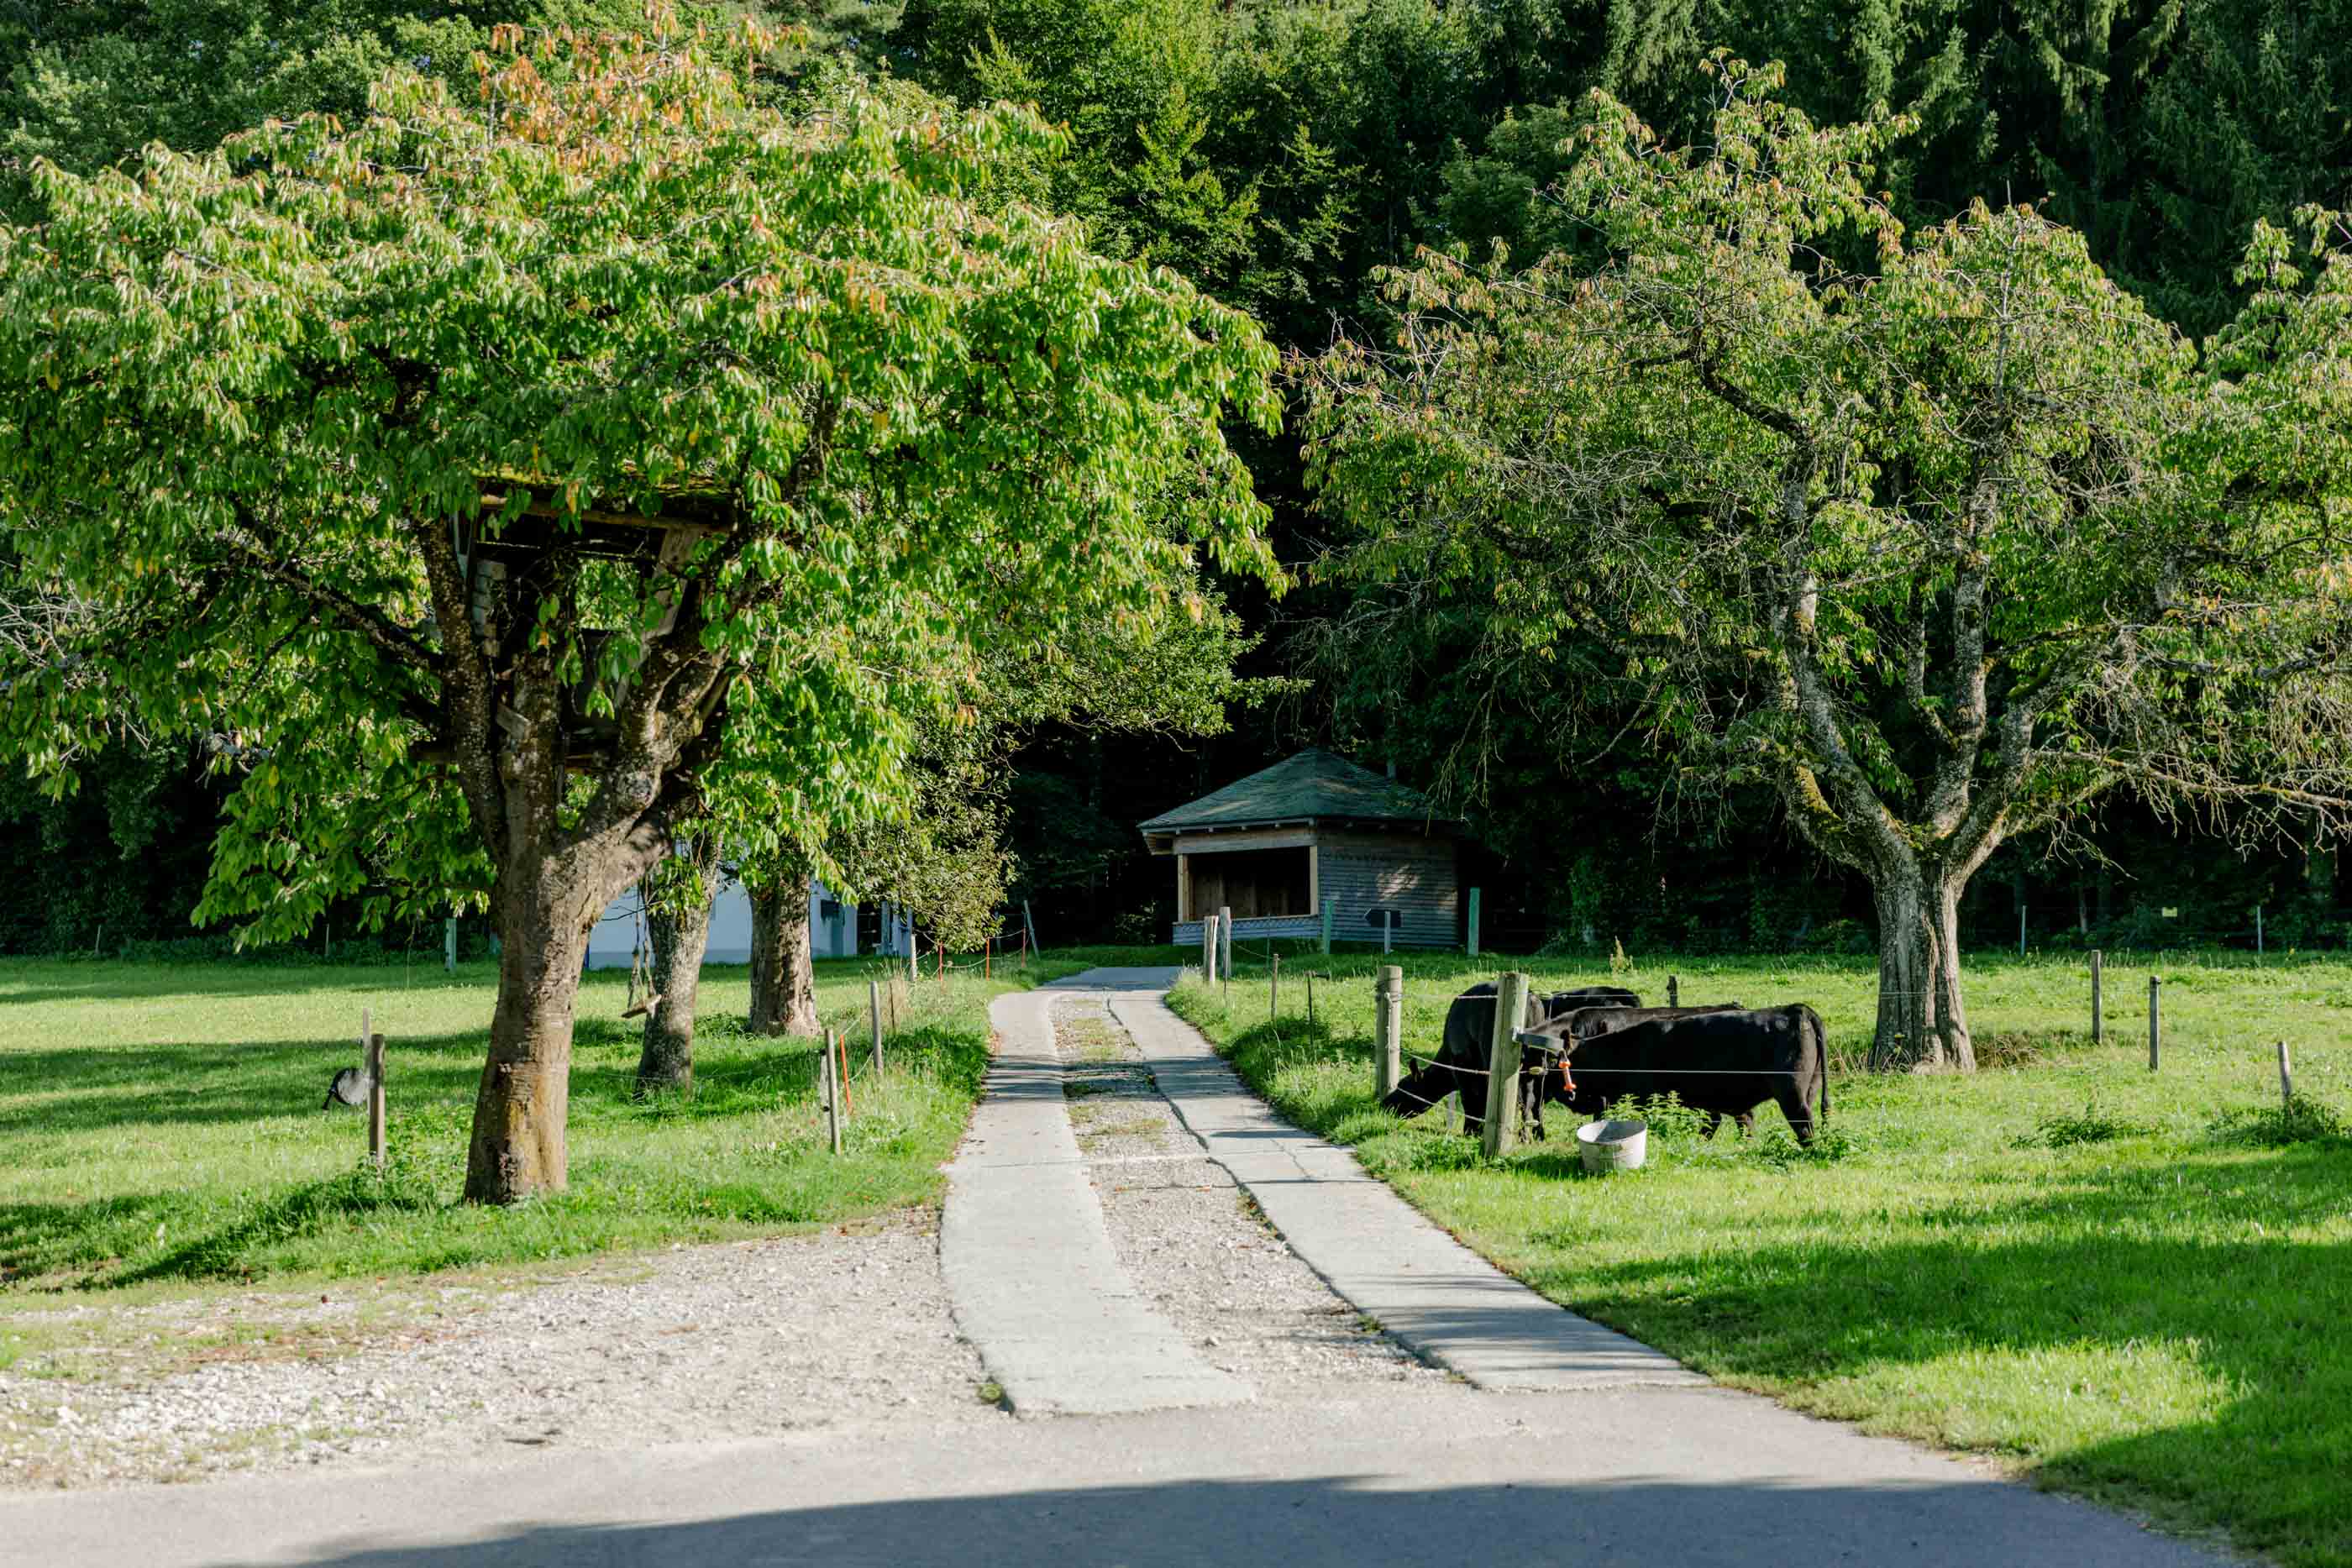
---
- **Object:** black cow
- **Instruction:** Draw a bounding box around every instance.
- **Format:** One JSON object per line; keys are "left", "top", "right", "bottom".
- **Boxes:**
{"left": 1517, "top": 1004, "right": 1744, "bottom": 1139}
{"left": 1534, "top": 1005, "right": 1830, "bottom": 1144}
{"left": 1383, "top": 983, "right": 1641, "bottom": 1132}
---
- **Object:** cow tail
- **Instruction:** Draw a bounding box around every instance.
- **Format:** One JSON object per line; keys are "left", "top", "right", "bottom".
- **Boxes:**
{"left": 1806, "top": 1005, "right": 1830, "bottom": 1124}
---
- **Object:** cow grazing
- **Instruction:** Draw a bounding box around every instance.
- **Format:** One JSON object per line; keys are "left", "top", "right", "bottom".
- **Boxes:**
{"left": 1383, "top": 983, "right": 1641, "bottom": 1132}
{"left": 1539, "top": 1005, "right": 1830, "bottom": 1144}
{"left": 1517, "top": 1004, "right": 1745, "bottom": 1139}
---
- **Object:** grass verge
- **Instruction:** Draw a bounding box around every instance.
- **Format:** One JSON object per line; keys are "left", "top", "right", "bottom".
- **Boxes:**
{"left": 1, "top": 954, "right": 1074, "bottom": 1293}
{"left": 1170, "top": 947, "right": 2352, "bottom": 1568}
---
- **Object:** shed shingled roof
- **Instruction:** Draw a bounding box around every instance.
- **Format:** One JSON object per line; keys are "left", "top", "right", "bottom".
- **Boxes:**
{"left": 1138, "top": 749, "right": 1452, "bottom": 835}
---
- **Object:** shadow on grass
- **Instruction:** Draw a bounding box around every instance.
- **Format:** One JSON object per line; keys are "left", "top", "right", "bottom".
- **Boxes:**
{"left": 1541, "top": 1147, "right": 2352, "bottom": 1564}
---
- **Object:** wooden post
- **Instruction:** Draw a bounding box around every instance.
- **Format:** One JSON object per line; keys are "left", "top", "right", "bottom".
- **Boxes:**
{"left": 1307, "top": 971, "right": 1316, "bottom": 1026}
{"left": 907, "top": 934, "right": 917, "bottom": 986}
{"left": 2256, "top": 905, "right": 2265, "bottom": 956}
{"left": 444, "top": 916, "right": 457, "bottom": 973}
{"left": 2090, "top": 950, "right": 2103, "bottom": 1044}
{"left": 365, "top": 1023, "right": 386, "bottom": 1172}
{"left": 1218, "top": 906, "right": 1233, "bottom": 983}
{"left": 1320, "top": 897, "right": 1336, "bottom": 956}
{"left": 1270, "top": 952, "right": 1280, "bottom": 1021}
{"left": 1023, "top": 899, "right": 1039, "bottom": 961}
{"left": 1467, "top": 888, "right": 1481, "bottom": 957}
{"left": 2277, "top": 1039, "right": 2294, "bottom": 1110}
{"left": 823, "top": 1036, "right": 843, "bottom": 1155}
{"left": 1374, "top": 965, "right": 1403, "bottom": 1101}
{"left": 1381, "top": 911, "right": 1393, "bottom": 955}
{"left": 869, "top": 978, "right": 884, "bottom": 1075}
{"left": 1668, "top": 973, "right": 1679, "bottom": 1009}
{"left": 1482, "top": 971, "right": 1530, "bottom": 1160}
{"left": 2018, "top": 904, "right": 2026, "bottom": 957}
{"left": 2148, "top": 975, "right": 2160, "bottom": 1072}
{"left": 984, "top": 933, "right": 991, "bottom": 980}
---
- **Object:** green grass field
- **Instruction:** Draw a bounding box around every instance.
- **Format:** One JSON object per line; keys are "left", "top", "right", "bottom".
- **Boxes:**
{"left": 1171, "top": 947, "right": 2352, "bottom": 1568}
{"left": 0, "top": 953, "right": 1090, "bottom": 1293}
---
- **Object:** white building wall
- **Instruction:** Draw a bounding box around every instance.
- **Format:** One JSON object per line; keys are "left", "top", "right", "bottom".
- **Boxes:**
{"left": 585, "top": 878, "right": 859, "bottom": 970}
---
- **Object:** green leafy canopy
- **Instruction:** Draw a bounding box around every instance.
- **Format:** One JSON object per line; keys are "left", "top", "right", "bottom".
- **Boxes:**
{"left": 0, "top": 13, "right": 1284, "bottom": 944}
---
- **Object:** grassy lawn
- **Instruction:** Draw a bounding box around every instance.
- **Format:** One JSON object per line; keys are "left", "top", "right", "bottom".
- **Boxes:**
{"left": 1171, "top": 946, "right": 2352, "bottom": 1568}
{"left": 1, "top": 952, "right": 1095, "bottom": 1296}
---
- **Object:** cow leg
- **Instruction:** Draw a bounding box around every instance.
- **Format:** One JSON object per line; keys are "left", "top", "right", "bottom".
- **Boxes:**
{"left": 1772, "top": 1085, "right": 1813, "bottom": 1145}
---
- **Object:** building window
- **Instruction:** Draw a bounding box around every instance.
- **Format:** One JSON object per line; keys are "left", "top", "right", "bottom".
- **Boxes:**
{"left": 1188, "top": 847, "right": 1312, "bottom": 920}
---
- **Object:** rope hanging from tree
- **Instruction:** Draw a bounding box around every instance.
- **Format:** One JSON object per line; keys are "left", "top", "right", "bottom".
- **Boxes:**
{"left": 621, "top": 894, "right": 660, "bottom": 1020}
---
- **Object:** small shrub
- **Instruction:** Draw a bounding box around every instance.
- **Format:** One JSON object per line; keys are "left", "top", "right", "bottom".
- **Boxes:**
{"left": 1588, "top": 1092, "right": 1711, "bottom": 1143}
{"left": 2024, "top": 1101, "right": 2157, "bottom": 1149}
{"left": 2211, "top": 1096, "right": 2352, "bottom": 1147}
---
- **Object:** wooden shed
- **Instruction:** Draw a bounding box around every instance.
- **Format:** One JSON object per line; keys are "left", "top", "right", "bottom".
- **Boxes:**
{"left": 1140, "top": 749, "right": 1462, "bottom": 949}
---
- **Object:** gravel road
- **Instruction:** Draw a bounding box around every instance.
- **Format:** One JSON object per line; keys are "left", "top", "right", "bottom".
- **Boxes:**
{"left": 1053, "top": 996, "right": 1451, "bottom": 1401}
{"left": 1, "top": 1216, "right": 1000, "bottom": 1490}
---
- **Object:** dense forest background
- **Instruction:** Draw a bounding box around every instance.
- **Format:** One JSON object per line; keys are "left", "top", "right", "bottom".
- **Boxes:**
{"left": 3, "top": 0, "right": 2347, "bottom": 956}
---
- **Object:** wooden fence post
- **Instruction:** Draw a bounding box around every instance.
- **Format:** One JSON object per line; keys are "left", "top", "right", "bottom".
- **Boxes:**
{"left": 822, "top": 1031, "right": 843, "bottom": 1155}
{"left": 1320, "top": 897, "right": 1336, "bottom": 955}
{"left": 1218, "top": 906, "right": 1233, "bottom": 983}
{"left": 1381, "top": 910, "right": 1393, "bottom": 955}
{"left": 1023, "top": 899, "right": 1039, "bottom": 962}
{"left": 2090, "top": 950, "right": 2103, "bottom": 1044}
{"left": 444, "top": 917, "right": 457, "bottom": 973}
{"left": 1307, "top": 971, "right": 1317, "bottom": 1026}
{"left": 2018, "top": 904, "right": 2027, "bottom": 957}
{"left": 1201, "top": 914, "right": 1216, "bottom": 980}
{"left": 1482, "top": 971, "right": 1530, "bottom": 1160}
{"left": 1270, "top": 952, "right": 1280, "bottom": 1021}
{"left": 2148, "top": 975, "right": 2161, "bottom": 1072}
{"left": 1374, "top": 965, "right": 1403, "bottom": 1101}
{"left": 365, "top": 1025, "right": 386, "bottom": 1172}
{"left": 1668, "top": 974, "right": 1679, "bottom": 1009}
{"left": 1467, "top": 888, "right": 1481, "bottom": 957}
{"left": 869, "top": 978, "right": 884, "bottom": 1075}
{"left": 2277, "top": 1039, "right": 2294, "bottom": 1110}
{"left": 2256, "top": 905, "right": 2265, "bottom": 956}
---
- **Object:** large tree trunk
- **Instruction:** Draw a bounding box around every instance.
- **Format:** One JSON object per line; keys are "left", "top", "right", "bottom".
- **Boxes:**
{"left": 465, "top": 861, "right": 600, "bottom": 1204}
{"left": 636, "top": 841, "right": 722, "bottom": 1096}
{"left": 1869, "top": 861, "right": 1976, "bottom": 1072}
{"left": 748, "top": 870, "right": 821, "bottom": 1036}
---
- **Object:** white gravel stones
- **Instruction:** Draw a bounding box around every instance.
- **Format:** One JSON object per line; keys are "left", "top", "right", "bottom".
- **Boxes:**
{"left": 1053, "top": 997, "right": 1450, "bottom": 1401}
{"left": 0, "top": 1214, "right": 999, "bottom": 1490}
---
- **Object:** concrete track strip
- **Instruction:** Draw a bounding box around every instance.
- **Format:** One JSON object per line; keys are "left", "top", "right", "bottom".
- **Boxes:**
{"left": 939, "top": 983, "right": 1250, "bottom": 1416}
{"left": 1113, "top": 988, "right": 1704, "bottom": 1392}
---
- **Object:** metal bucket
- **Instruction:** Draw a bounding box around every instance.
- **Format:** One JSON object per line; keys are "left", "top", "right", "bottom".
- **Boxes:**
{"left": 1577, "top": 1118, "right": 1648, "bottom": 1174}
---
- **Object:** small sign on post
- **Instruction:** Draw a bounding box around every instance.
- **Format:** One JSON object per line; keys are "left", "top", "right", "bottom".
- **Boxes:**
{"left": 1482, "top": 972, "right": 1530, "bottom": 1160}
{"left": 1374, "top": 965, "right": 1403, "bottom": 1101}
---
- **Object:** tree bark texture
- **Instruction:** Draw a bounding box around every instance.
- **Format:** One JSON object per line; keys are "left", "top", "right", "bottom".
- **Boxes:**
{"left": 748, "top": 871, "right": 822, "bottom": 1036}
{"left": 1869, "top": 865, "right": 1976, "bottom": 1072}
{"left": 465, "top": 863, "right": 600, "bottom": 1204}
{"left": 637, "top": 839, "right": 723, "bottom": 1096}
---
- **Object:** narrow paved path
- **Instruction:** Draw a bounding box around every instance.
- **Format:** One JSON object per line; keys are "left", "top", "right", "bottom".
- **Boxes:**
{"left": 1113, "top": 988, "right": 1700, "bottom": 1391}
{"left": 941, "top": 978, "right": 1247, "bottom": 1414}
